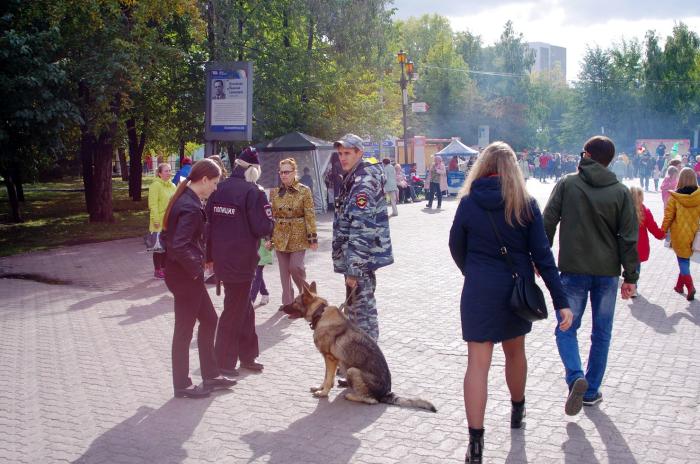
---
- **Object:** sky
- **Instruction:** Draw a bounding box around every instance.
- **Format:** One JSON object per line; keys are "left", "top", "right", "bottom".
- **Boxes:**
{"left": 391, "top": 0, "right": 700, "bottom": 81}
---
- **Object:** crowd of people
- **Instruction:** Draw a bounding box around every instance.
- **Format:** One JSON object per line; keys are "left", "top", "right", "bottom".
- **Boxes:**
{"left": 145, "top": 134, "right": 699, "bottom": 463}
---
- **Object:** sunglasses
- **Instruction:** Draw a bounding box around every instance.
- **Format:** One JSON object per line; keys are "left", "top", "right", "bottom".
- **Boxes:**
{"left": 279, "top": 170, "right": 294, "bottom": 175}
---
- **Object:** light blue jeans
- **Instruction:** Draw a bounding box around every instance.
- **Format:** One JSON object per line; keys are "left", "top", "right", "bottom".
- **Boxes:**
{"left": 555, "top": 273, "right": 619, "bottom": 399}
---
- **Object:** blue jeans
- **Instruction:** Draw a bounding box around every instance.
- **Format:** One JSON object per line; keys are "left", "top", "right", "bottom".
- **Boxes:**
{"left": 677, "top": 257, "right": 690, "bottom": 275}
{"left": 555, "top": 273, "right": 619, "bottom": 399}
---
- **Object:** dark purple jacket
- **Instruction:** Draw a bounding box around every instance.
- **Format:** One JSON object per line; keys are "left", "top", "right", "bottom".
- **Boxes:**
{"left": 206, "top": 168, "right": 274, "bottom": 283}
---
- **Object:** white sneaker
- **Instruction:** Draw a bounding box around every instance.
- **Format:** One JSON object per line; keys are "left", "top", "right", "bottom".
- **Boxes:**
{"left": 259, "top": 295, "right": 270, "bottom": 306}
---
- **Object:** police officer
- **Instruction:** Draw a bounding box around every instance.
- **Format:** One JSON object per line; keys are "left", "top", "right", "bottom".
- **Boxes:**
{"left": 207, "top": 147, "right": 273, "bottom": 376}
{"left": 332, "top": 134, "right": 394, "bottom": 341}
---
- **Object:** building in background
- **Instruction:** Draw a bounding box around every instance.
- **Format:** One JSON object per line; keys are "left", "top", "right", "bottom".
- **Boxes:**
{"left": 528, "top": 42, "right": 566, "bottom": 82}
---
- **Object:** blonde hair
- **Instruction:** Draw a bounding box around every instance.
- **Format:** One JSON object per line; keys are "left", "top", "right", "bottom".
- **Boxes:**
{"left": 676, "top": 167, "right": 697, "bottom": 190}
{"left": 666, "top": 165, "right": 679, "bottom": 178}
{"left": 279, "top": 157, "right": 297, "bottom": 171}
{"left": 459, "top": 141, "right": 533, "bottom": 226}
{"left": 629, "top": 186, "right": 645, "bottom": 226}
{"left": 208, "top": 155, "right": 228, "bottom": 179}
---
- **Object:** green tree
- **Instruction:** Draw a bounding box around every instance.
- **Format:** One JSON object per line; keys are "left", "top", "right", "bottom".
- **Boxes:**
{"left": 0, "top": 0, "right": 78, "bottom": 222}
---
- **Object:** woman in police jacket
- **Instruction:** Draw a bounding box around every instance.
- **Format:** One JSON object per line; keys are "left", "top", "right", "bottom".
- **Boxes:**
{"left": 161, "top": 159, "right": 236, "bottom": 399}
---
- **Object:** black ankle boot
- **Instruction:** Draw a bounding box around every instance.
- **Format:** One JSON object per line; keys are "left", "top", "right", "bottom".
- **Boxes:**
{"left": 465, "top": 428, "right": 484, "bottom": 463}
{"left": 511, "top": 398, "right": 526, "bottom": 429}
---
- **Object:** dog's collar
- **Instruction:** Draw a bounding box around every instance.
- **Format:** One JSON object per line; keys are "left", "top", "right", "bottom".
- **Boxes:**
{"left": 309, "top": 303, "right": 328, "bottom": 330}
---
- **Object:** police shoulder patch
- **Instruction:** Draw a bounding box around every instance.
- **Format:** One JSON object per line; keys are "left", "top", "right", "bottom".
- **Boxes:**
{"left": 264, "top": 204, "right": 272, "bottom": 218}
{"left": 355, "top": 192, "right": 368, "bottom": 209}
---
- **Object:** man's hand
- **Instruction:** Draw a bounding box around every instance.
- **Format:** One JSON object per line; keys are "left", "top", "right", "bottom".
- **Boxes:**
{"left": 153, "top": 222, "right": 160, "bottom": 229}
{"left": 621, "top": 283, "right": 636, "bottom": 300}
{"left": 558, "top": 308, "right": 574, "bottom": 331}
{"left": 310, "top": 243, "right": 318, "bottom": 251}
{"left": 264, "top": 240, "right": 273, "bottom": 250}
{"left": 345, "top": 276, "right": 358, "bottom": 288}
{"left": 205, "top": 262, "right": 214, "bottom": 273}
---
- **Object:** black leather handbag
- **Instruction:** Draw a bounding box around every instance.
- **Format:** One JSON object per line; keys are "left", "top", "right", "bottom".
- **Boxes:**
{"left": 487, "top": 212, "right": 548, "bottom": 322}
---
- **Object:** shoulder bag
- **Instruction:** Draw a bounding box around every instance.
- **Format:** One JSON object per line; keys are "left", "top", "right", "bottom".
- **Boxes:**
{"left": 486, "top": 211, "right": 548, "bottom": 322}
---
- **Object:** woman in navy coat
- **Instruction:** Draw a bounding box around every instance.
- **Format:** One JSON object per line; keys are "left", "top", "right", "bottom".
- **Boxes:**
{"left": 449, "top": 141, "right": 573, "bottom": 463}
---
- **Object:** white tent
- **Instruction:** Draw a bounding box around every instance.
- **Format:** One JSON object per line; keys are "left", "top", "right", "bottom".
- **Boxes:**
{"left": 436, "top": 139, "right": 478, "bottom": 157}
{"left": 257, "top": 132, "right": 334, "bottom": 212}
{"left": 436, "top": 140, "right": 478, "bottom": 195}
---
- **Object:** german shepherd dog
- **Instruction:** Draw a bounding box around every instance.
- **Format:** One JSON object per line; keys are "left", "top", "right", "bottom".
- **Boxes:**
{"left": 282, "top": 281, "right": 436, "bottom": 412}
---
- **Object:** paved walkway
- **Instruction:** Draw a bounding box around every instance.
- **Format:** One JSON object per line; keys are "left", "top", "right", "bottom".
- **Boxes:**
{"left": 1, "top": 179, "right": 698, "bottom": 463}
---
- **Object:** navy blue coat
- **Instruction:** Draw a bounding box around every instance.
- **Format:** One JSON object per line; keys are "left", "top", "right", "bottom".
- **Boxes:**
{"left": 449, "top": 177, "right": 568, "bottom": 342}
{"left": 206, "top": 168, "right": 274, "bottom": 283}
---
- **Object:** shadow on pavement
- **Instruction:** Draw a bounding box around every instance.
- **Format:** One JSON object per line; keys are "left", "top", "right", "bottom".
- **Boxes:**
{"left": 256, "top": 310, "right": 293, "bottom": 353}
{"left": 100, "top": 294, "right": 173, "bottom": 325}
{"left": 562, "top": 422, "right": 599, "bottom": 463}
{"left": 505, "top": 428, "right": 528, "bottom": 463}
{"left": 73, "top": 397, "right": 214, "bottom": 464}
{"left": 629, "top": 295, "right": 685, "bottom": 334}
{"left": 241, "top": 395, "right": 387, "bottom": 464}
{"left": 584, "top": 407, "right": 638, "bottom": 463}
{"left": 68, "top": 279, "right": 168, "bottom": 312}
{"left": 630, "top": 295, "right": 700, "bottom": 334}
{"left": 681, "top": 301, "right": 700, "bottom": 326}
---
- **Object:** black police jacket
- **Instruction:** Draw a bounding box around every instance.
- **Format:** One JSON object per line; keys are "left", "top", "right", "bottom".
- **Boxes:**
{"left": 206, "top": 171, "right": 274, "bottom": 283}
{"left": 163, "top": 187, "right": 206, "bottom": 280}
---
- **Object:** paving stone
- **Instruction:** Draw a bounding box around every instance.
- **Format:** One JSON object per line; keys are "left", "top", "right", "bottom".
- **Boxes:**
{"left": 0, "top": 179, "right": 698, "bottom": 463}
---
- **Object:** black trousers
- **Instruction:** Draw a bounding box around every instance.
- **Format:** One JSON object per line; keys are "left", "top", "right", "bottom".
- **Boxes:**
{"left": 153, "top": 251, "right": 166, "bottom": 270}
{"left": 427, "top": 182, "right": 442, "bottom": 208}
{"left": 165, "top": 263, "right": 220, "bottom": 390}
{"left": 214, "top": 280, "right": 259, "bottom": 370}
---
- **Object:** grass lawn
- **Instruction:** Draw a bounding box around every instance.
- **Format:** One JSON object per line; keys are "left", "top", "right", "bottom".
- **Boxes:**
{"left": 0, "top": 177, "right": 155, "bottom": 257}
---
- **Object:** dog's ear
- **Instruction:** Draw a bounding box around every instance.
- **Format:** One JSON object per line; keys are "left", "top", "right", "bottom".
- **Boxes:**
{"left": 309, "top": 281, "right": 317, "bottom": 293}
{"left": 302, "top": 283, "right": 311, "bottom": 296}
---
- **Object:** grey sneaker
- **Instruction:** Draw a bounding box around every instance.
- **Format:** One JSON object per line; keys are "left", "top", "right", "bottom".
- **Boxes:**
{"left": 583, "top": 392, "right": 603, "bottom": 406}
{"left": 565, "top": 377, "right": 588, "bottom": 416}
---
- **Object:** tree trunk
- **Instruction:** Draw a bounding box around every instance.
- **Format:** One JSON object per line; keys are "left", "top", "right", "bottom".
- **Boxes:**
{"left": 10, "top": 165, "right": 25, "bottom": 202}
{"left": 206, "top": 0, "right": 217, "bottom": 60}
{"left": 126, "top": 117, "right": 148, "bottom": 201}
{"left": 178, "top": 139, "right": 186, "bottom": 166}
{"left": 2, "top": 170, "right": 22, "bottom": 223}
{"left": 81, "top": 129, "right": 115, "bottom": 222}
{"left": 118, "top": 146, "right": 129, "bottom": 181}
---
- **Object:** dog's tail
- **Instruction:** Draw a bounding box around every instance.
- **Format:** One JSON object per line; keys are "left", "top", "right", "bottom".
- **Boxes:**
{"left": 380, "top": 392, "right": 437, "bottom": 412}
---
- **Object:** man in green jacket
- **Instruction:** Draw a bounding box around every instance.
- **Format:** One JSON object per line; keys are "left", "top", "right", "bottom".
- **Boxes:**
{"left": 543, "top": 135, "right": 639, "bottom": 416}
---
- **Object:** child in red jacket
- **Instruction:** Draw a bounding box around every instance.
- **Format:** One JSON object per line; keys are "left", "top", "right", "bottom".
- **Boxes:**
{"left": 630, "top": 186, "right": 666, "bottom": 297}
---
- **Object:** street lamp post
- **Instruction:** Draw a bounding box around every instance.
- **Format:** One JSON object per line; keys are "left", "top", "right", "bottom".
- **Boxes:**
{"left": 397, "top": 50, "right": 414, "bottom": 165}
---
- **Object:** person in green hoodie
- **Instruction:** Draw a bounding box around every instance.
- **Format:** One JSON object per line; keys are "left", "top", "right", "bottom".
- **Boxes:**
{"left": 543, "top": 135, "right": 639, "bottom": 416}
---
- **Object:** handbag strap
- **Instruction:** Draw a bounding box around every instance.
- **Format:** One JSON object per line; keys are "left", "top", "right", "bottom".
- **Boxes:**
{"left": 486, "top": 211, "right": 518, "bottom": 278}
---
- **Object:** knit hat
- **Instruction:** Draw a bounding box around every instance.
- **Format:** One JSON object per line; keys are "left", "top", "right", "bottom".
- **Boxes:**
{"left": 236, "top": 147, "right": 259, "bottom": 167}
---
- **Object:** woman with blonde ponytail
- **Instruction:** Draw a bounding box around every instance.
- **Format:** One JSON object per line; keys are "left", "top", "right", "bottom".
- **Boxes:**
{"left": 449, "top": 142, "right": 573, "bottom": 463}
{"left": 161, "top": 158, "right": 237, "bottom": 399}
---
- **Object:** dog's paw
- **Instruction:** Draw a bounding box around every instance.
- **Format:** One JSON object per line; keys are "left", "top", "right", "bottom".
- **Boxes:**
{"left": 309, "top": 386, "right": 322, "bottom": 393}
{"left": 312, "top": 390, "right": 329, "bottom": 398}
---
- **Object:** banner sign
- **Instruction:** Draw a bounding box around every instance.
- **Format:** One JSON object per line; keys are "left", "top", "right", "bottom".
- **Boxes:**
{"left": 205, "top": 62, "right": 253, "bottom": 142}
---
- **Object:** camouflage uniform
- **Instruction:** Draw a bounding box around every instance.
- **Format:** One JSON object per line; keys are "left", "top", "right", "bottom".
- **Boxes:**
{"left": 332, "top": 160, "right": 394, "bottom": 340}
